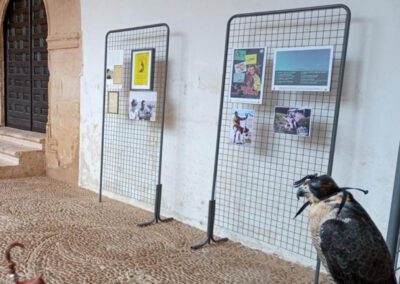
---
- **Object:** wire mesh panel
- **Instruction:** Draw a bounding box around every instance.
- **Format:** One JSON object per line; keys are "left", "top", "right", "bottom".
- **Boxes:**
{"left": 213, "top": 6, "right": 350, "bottom": 261}
{"left": 100, "top": 24, "right": 169, "bottom": 204}
{"left": 387, "top": 143, "right": 400, "bottom": 280}
{"left": 396, "top": 236, "right": 400, "bottom": 281}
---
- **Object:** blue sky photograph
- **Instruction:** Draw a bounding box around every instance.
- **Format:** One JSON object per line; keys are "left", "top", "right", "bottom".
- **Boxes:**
{"left": 275, "top": 48, "right": 332, "bottom": 72}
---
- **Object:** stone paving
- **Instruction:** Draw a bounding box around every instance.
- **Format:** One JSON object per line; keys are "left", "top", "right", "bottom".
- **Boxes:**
{"left": 0, "top": 177, "right": 327, "bottom": 283}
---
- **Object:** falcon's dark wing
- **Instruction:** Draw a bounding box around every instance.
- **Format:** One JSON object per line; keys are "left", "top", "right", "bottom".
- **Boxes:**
{"left": 320, "top": 199, "right": 396, "bottom": 284}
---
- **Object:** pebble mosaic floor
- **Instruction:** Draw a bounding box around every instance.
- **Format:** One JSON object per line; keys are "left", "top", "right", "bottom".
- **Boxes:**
{"left": 0, "top": 177, "right": 328, "bottom": 283}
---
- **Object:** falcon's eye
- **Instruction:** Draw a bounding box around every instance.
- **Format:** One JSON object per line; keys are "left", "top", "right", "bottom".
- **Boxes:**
{"left": 309, "top": 179, "right": 321, "bottom": 189}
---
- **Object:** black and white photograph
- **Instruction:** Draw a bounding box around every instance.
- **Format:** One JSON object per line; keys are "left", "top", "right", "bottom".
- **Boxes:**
{"left": 274, "top": 107, "right": 312, "bottom": 136}
{"left": 128, "top": 91, "right": 157, "bottom": 121}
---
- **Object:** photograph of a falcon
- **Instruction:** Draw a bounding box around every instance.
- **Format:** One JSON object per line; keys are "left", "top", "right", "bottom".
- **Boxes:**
{"left": 294, "top": 174, "right": 396, "bottom": 283}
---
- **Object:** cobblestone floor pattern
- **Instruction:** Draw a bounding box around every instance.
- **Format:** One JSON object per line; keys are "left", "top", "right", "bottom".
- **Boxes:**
{"left": 0, "top": 177, "right": 328, "bottom": 283}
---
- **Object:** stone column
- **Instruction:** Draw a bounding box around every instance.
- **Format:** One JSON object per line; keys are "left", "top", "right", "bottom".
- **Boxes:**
{"left": 44, "top": 0, "right": 82, "bottom": 185}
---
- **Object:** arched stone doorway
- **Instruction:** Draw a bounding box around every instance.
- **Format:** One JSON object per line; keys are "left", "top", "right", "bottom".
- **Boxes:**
{"left": 0, "top": 0, "right": 82, "bottom": 184}
{"left": 4, "top": 0, "right": 49, "bottom": 133}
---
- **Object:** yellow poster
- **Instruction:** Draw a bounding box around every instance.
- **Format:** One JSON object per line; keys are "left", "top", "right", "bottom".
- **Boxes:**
{"left": 134, "top": 52, "right": 150, "bottom": 86}
{"left": 245, "top": 54, "right": 257, "bottom": 65}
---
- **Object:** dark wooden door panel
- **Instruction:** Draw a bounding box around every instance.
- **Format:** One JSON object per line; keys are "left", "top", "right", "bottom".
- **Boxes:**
{"left": 5, "top": 0, "right": 31, "bottom": 130}
{"left": 5, "top": 0, "right": 48, "bottom": 133}
{"left": 31, "top": 0, "right": 48, "bottom": 132}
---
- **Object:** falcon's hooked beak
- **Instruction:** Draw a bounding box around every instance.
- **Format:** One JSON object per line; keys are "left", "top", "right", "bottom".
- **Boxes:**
{"left": 296, "top": 183, "right": 313, "bottom": 201}
{"left": 293, "top": 173, "right": 317, "bottom": 201}
{"left": 293, "top": 176, "right": 315, "bottom": 219}
{"left": 296, "top": 187, "right": 307, "bottom": 200}
{"left": 294, "top": 188, "right": 311, "bottom": 219}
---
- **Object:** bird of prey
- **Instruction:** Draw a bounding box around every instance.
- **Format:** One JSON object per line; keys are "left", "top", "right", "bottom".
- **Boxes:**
{"left": 294, "top": 174, "right": 396, "bottom": 283}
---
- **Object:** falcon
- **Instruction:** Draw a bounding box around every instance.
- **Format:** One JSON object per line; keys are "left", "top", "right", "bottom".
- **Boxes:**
{"left": 294, "top": 174, "right": 396, "bottom": 283}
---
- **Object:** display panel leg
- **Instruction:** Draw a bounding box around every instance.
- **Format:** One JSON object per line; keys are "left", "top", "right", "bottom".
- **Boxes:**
{"left": 191, "top": 200, "right": 228, "bottom": 250}
{"left": 137, "top": 184, "right": 173, "bottom": 227}
{"left": 314, "top": 258, "right": 321, "bottom": 284}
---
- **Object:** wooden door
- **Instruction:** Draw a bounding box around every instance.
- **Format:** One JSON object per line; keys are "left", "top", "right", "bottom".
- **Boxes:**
{"left": 4, "top": 0, "right": 48, "bottom": 133}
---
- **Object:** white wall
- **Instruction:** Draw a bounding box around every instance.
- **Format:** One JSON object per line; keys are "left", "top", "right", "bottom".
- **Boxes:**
{"left": 79, "top": 0, "right": 400, "bottom": 265}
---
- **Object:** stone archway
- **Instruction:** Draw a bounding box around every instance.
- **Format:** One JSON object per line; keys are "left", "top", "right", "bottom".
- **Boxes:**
{"left": 0, "top": 0, "right": 82, "bottom": 184}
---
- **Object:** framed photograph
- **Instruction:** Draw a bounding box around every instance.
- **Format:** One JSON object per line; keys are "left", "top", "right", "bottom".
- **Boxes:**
{"left": 106, "top": 50, "right": 124, "bottom": 88}
{"left": 129, "top": 91, "right": 157, "bottom": 121}
{"left": 272, "top": 46, "right": 334, "bottom": 92}
{"left": 107, "top": 91, "right": 119, "bottom": 114}
{"left": 273, "top": 107, "right": 312, "bottom": 137}
{"left": 229, "top": 47, "right": 266, "bottom": 104}
{"left": 130, "top": 48, "right": 155, "bottom": 90}
{"left": 229, "top": 109, "right": 255, "bottom": 146}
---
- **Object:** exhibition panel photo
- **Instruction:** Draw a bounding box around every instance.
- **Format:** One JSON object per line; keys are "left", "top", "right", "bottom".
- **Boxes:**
{"left": 191, "top": 5, "right": 353, "bottom": 284}
{"left": 0, "top": 0, "right": 399, "bottom": 283}
{"left": 96, "top": 4, "right": 397, "bottom": 284}
{"left": 100, "top": 24, "right": 172, "bottom": 227}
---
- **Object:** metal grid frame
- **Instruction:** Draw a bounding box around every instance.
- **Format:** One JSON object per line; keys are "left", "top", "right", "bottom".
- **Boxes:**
{"left": 99, "top": 24, "right": 169, "bottom": 210}
{"left": 387, "top": 143, "right": 400, "bottom": 282}
{"left": 192, "top": 5, "right": 351, "bottom": 282}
